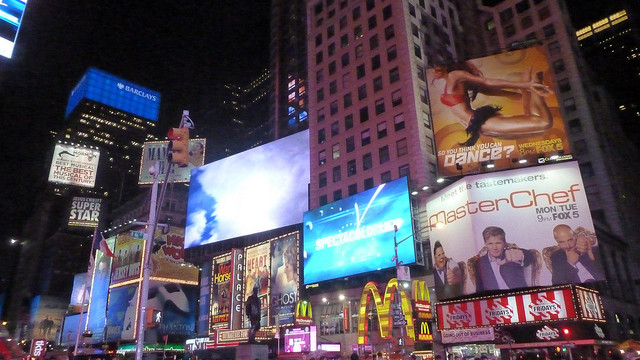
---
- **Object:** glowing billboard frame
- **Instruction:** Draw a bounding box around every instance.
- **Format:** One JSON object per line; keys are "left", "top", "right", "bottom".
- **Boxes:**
{"left": 303, "top": 177, "right": 415, "bottom": 285}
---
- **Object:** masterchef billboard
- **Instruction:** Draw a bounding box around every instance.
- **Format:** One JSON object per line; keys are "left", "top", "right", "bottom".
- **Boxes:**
{"left": 427, "top": 162, "right": 604, "bottom": 300}
{"left": 426, "top": 47, "right": 570, "bottom": 176}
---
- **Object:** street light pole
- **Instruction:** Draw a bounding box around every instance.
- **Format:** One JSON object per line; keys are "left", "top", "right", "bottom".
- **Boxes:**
{"left": 393, "top": 225, "right": 413, "bottom": 357}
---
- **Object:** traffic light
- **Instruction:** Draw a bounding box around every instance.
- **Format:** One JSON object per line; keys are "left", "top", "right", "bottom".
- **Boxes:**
{"left": 167, "top": 127, "right": 190, "bottom": 167}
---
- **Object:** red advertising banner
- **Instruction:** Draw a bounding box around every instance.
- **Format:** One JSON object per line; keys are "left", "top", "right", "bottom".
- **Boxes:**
{"left": 426, "top": 47, "right": 570, "bottom": 176}
{"left": 436, "top": 287, "right": 576, "bottom": 330}
{"left": 29, "top": 339, "right": 47, "bottom": 359}
{"left": 575, "top": 286, "right": 605, "bottom": 321}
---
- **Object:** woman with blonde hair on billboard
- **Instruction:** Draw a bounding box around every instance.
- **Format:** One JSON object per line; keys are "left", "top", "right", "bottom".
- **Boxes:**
{"left": 432, "top": 61, "right": 553, "bottom": 146}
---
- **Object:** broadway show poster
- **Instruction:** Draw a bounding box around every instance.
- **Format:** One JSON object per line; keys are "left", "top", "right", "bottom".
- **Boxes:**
{"left": 87, "top": 235, "right": 115, "bottom": 343}
{"left": 270, "top": 233, "right": 299, "bottom": 326}
{"left": 243, "top": 242, "right": 270, "bottom": 328}
{"left": 148, "top": 281, "right": 198, "bottom": 338}
{"left": 105, "top": 284, "right": 139, "bottom": 341}
{"left": 150, "top": 226, "right": 198, "bottom": 284}
{"left": 426, "top": 47, "right": 570, "bottom": 176}
{"left": 210, "top": 255, "right": 232, "bottom": 330}
{"left": 111, "top": 230, "right": 144, "bottom": 285}
{"left": 426, "top": 162, "right": 604, "bottom": 300}
{"left": 60, "top": 313, "right": 87, "bottom": 346}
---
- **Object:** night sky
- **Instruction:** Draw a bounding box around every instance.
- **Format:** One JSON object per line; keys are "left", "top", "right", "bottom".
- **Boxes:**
{"left": 0, "top": 1, "right": 271, "bottom": 239}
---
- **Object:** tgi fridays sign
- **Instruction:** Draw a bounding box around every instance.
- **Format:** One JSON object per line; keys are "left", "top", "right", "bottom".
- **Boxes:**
{"left": 535, "top": 325, "right": 560, "bottom": 341}
{"left": 436, "top": 287, "right": 578, "bottom": 330}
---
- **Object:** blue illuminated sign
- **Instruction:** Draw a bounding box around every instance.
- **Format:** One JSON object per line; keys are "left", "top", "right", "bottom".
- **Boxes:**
{"left": 0, "top": 0, "right": 27, "bottom": 59}
{"left": 303, "top": 177, "right": 415, "bottom": 284}
{"left": 65, "top": 68, "right": 161, "bottom": 121}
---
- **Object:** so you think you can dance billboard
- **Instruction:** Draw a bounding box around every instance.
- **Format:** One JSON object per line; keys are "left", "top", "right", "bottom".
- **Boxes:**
{"left": 427, "top": 162, "right": 603, "bottom": 301}
{"left": 426, "top": 47, "right": 570, "bottom": 176}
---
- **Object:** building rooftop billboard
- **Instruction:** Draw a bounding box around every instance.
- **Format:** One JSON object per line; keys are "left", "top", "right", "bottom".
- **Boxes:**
{"left": 185, "top": 130, "right": 310, "bottom": 248}
{"left": 303, "top": 177, "right": 415, "bottom": 285}
{"left": 426, "top": 47, "right": 571, "bottom": 176}
{"left": 65, "top": 67, "right": 161, "bottom": 121}
{"left": 427, "top": 162, "right": 603, "bottom": 301}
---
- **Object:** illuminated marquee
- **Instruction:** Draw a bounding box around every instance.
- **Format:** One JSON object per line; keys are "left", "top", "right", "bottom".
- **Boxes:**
{"left": 295, "top": 300, "right": 314, "bottom": 326}
{"left": 357, "top": 278, "right": 415, "bottom": 344}
{"left": 412, "top": 280, "right": 433, "bottom": 320}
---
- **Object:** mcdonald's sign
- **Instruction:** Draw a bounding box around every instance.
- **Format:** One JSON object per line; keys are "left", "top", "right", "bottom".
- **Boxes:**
{"left": 412, "top": 280, "right": 433, "bottom": 320}
{"left": 416, "top": 320, "right": 433, "bottom": 342}
{"left": 295, "top": 300, "right": 314, "bottom": 326}
{"left": 357, "top": 278, "right": 415, "bottom": 344}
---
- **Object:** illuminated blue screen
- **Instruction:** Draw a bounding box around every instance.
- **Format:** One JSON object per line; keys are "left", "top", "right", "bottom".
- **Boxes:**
{"left": 65, "top": 68, "right": 161, "bottom": 121}
{"left": 0, "top": 0, "right": 26, "bottom": 59}
{"left": 303, "top": 177, "right": 415, "bottom": 284}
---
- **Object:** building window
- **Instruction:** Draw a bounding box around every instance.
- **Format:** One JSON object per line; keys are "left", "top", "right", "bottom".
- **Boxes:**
{"left": 568, "top": 118, "right": 582, "bottom": 134}
{"left": 328, "top": 42, "right": 336, "bottom": 56}
{"left": 316, "top": 51, "right": 323, "bottom": 64}
{"left": 346, "top": 136, "right": 355, "bottom": 152}
{"left": 389, "top": 67, "right": 400, "bottom": 83}
{"left": 345, "top": 114, "right": 354, "bottom": 129}
{"left": 563, "top": 98, "right": 577, "bottom": 112}
{"left": 394, "top": 113, "right": 405, "bottom": 131}
{"left": 319, "top": 195, "right": 328, "bottom": 206}
{"left": 317, "top": 88, "right": 325, "bottom": 102}
{"left": 368, "top": 15, "right": 377, "bottom": 30}
{"left": 580, "top": 162, "right": 594, "bottom": 178}
{"left": 348, "top": 183, "right": 358, "bottom": 196}
{"left": 396, "top": 138, "right": 408, "bottom": 157}
{"left": 332, "top": 166, "right": 341, "bottom": 182}
{"left": 392, "top": 89, "right": 402, "bottom": 106}
{"left": 373, "top": 76, "right": 383, "bottom": 92}
{"left": 330, "top": 81, "right": 338, "bottom": 95}
{"left": 387, "top": 45, "right": 397, "bottom": 61}
{"left": 341, "top": 34, "right": 349, "bottom": 48}
{"left": 377, "top": 121, "right": 387, "bottom": 139}
{"left": 327, "top": 25, "right": 335, "bottom": 38}
{"left": 318, "top": 128, "right": 326, "bottom": 144}
{"left": 420, "top": 87, "right": 428, "bottom": 104}
{"left": 538, "top": 6, "right": 550, "bottom": 21}
{"left": 319, "top": 172, "right": 327, "bottom": 188}
{"left": 500, "top": 8, "right": 514, "bottom": 23}
{"left": 379, "top": 145, "right": 390, "bottom": 164}
{"left": 352, "top": 6, "right": 361, "bottom": 21}
{"left": 521, "top": 15, "right": 533, "bottom": 29}
{"left": 363, "top": 153, "right": 372, "bottom": 170}
{"left": 364, "top": 177, "right": 374, "bottom": 190}
{"left": 423, "top": 111, "right": 431, "bottom": 129}
{"left": 515, "top": 0, "right": 530, "bottom": 13}
{"left": 385, "top": 25, "right": 395, "bottom": 40}
{"left": 371, "top": 54, "right": 381, "bottom": 70}
{"left": 354, "top": 25, "right": 363, "bottom": 40}
{"left": 548, "top": 41, "right": 561, "bottom": 55}
{"left": 347, "top": 159, "right": 357, "bottom": 176}
{"left": 315, "top": 34, "right": 323, "bottom": 46}
{"left": 411, "top": 23, "right": 419, "bottom": 37}
{"left": 318, "top": 108, "right": 325, "bottom": 123}
{"left": 333, "top": 189, "right": 342, "bottom": 201}
{"left": 370, "top": 34, "right": 379, "bottom": 50}
{"left": 399, "top": 164, "right": 410, "bottom": 178}
{"left": 319, "top": 150, "right": 326, "bottom": 165}
{"left": 553, "top": 59, "right": 566, "bottom": 74}
{"left": 331, "top": 121, "right": 339, "bottom": 137}
{"left": 375, "top": 98, "right": 385, "bottom": 115}
{"left": 381, "top": 171, "right": 392, "bottom": 183}
{"left": 504, "top": 24, "right": 516, "bottom": 38}
{"left": 356, "top": 44, "right": 364, "bottom": 58}
{"left": 341, "top": 53, "right": 350, "bottom": 67}
{"left": 332, "top": 143, "right": 340, "bottom": 159}
{"left": 361, "top": 129, "right": 371, "bottom": 146}
{"left": 342, "top": 72, "right": 350, "bottom": 88}
{"left": 360, "top": 106, "right": 369, "bottom": 123}
{"left": 316, "top": 69, "right": 324, "bottom": 83}
{"left": 426, "top": 136, "right": 435, "bottom": 155}
{"left": 573, "top": 139, "right": 588, "bottom": 155}
{"left": 543, "top": 24, "right": 555, "bottom": 38}
{"left": 366, "top": 0, "right": 375, "bottom": 11}
{"left": 357, "top": 64, "right": 366, "bottom": 79}
{"left": 344, "top": 93, "right": 352, "bottom": 108}
{"left": 414, "top": 43, "right": 422, "bottom": 58}
{"left": 382, "top": 4, "right": 392, "bottom": 20}
{"left": 329, "top": 61, "right": 337, "bottom": 75}
{"left": 340, "top": 15, "right": 348, "bottom": 30}
{"left": 417, "top": 65, "right": 425, "bottom": 82}
{"left": 358, "top": 84, "right": 367, "bottom": 100}
{"left": 340, "top": 0, "right": 347, "bottom": 9}
{"left": 558, "top": 78, "right": 571, "bottom": 93}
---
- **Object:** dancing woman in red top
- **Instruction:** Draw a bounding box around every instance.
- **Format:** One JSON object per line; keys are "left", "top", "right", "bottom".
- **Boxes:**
{"left": 432, "top": 61, "right": 553, "bottom": 146}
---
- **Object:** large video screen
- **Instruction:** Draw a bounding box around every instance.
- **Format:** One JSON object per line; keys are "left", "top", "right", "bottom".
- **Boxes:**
{"left": 284, "top": 326, "right": 317, "bottom": 353}
{"left": 0, "top": 0, "right": 27, "bottom": 59}
{"left": 426, "top": 162, "right": 603, "bottom": 301}
{"left": 185, "top": 130, "right": 309, "bottom": 248}
{"left": 303, "top": 177, "right": 415, "bottom": 284}
{"left": 426, "top": 47, "right": 571, "bottom": 176}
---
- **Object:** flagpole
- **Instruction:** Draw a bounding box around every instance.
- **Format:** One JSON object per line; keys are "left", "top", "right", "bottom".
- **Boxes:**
{"left": 73, "top": 228, "right": 98, "bottom": 355}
